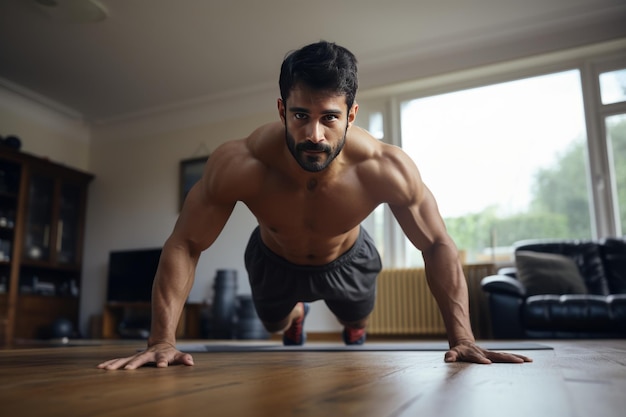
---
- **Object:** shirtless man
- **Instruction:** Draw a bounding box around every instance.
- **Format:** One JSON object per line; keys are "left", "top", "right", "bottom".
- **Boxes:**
{"left": 98, "top": 41, "right": 531, "bottom": 370}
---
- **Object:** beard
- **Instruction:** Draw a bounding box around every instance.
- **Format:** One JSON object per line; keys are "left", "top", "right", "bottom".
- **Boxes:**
{"left": 285, "top": 124, "right": 347, "bottom": 172}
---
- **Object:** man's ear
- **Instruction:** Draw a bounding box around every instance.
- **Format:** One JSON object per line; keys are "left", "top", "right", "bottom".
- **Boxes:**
{"left": 278, "top": 98, "right": 286, "bottom": 123}
{"left": 347, "top": 102, "right": 359, "bottom": 128}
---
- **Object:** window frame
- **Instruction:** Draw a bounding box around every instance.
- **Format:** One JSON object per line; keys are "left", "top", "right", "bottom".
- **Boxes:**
{"left": 584, "top": 52, "right": 626, "bottom": 236}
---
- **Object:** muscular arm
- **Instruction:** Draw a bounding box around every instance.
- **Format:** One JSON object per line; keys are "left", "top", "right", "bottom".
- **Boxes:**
{"left": 149, "top": 174, "right": 236, "bottom": 349}
{"left": 382, "top": 146, "right": 530, "bottom": 364}
{"left": 390, "top": 186, "right": 474, "bottom": 348}
{"left": 98, "top": 141, "right": 250, "bottom": 370}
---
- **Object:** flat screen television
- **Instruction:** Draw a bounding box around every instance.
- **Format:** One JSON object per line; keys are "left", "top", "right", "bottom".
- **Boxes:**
{"left": 106, "top": 248, "right": 162, "bottom": 303}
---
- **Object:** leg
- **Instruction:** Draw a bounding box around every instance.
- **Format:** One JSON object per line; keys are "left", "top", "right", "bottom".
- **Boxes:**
{"left": 281, "top": 302, "right": 310, "bottom": 346}
{"left": 322, "top": 227, "right": 381, "bottom": 345}
{"left": 339, "top": 317, "right": 368, "bottom": 345}
{"left": 326, "top": 299, "right": 372, "bottom": 345}
{"left": 252, "top": 300, "right": 309, "bottom": 345}
{"left": 244, "top": 226, "right": 303, "bottom": 338}
{"left": 260, "top": 302, "right": 304, "bottom": 333}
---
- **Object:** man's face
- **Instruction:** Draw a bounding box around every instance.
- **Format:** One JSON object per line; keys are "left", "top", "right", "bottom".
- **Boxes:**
{"left": 279, "top": 86, "right": 357, "bottom": 172}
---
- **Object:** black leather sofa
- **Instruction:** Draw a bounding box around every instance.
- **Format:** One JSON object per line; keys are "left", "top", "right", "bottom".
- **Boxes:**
{"left": 481, "top": 238, "right": 626, "bottom": 338}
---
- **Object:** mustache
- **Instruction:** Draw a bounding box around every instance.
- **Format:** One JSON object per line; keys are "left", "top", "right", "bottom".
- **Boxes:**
{"left": 296, "top": 141, "right": 331, "bottom": 153}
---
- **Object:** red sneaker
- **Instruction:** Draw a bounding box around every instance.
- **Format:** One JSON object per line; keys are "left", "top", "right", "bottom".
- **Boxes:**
{"left": 343, "top": 327, "right": 366, "bottom": 345}
{"left": 283, "top": 302, "right": 309, "bottom": 346}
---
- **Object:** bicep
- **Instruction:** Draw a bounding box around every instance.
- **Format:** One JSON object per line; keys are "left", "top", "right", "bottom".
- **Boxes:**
{"left": 378, "top": 148, "right": 449, "bottom": 251}
{"left": 389, "top": 185, "right": 451, "bottom": 252}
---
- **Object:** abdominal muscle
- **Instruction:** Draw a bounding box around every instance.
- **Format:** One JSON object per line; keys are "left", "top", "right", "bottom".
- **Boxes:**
{"left": 258, "top": 224, "right": 361, "bottom": 266}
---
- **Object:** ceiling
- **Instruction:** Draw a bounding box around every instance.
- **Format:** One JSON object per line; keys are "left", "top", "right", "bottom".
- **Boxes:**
{"left": 1, "top": 0, "right": 625, "bottom": 126}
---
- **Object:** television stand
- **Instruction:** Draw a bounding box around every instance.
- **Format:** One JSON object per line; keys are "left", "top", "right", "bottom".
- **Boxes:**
{"left": 102, "top": 302, "right": 205, "bottom": 339}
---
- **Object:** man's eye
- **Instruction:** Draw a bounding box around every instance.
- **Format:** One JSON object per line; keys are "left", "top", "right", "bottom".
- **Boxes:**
{"left": 294, "top": 113, "right": 308, "bottom": 120}
{"left": 324, "top": 115, "right": 338, "bottom": 121}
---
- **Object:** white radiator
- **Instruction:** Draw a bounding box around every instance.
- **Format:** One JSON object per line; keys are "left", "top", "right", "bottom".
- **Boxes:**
{"left": 368, "top": 264, "right": 495, "bottom": 337}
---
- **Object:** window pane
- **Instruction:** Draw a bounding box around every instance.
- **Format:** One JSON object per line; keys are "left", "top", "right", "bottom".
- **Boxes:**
{"left": 401, "top": 70, "right": 592, "bottom": 266}
{"left": 599, "top": 69, "right": 626, "bottom": 105}
{"left": 606, "top": 113, "right": 626, "bottom": 234}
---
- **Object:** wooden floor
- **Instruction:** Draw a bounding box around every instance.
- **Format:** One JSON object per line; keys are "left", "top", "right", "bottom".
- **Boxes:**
{"left": 0, "top": 338, "right": 625, "bottom": 417}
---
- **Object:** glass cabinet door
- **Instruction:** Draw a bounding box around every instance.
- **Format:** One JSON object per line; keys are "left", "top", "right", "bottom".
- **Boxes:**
{"left": 57, "top": 183, "right": 82, "bottom": 265}
{"left": 0, "top": 160, "right": 20, "bottom": 264}
{"left": 23, "top": 174, "right": 54, "bottom": 262}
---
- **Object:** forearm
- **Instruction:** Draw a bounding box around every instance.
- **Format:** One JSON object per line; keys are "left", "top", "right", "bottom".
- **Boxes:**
{"left": 422, "top": 240, "right": 475, "bottom": 347}
{"left": 148, "top": 240, "right": 199, "bottom": 346}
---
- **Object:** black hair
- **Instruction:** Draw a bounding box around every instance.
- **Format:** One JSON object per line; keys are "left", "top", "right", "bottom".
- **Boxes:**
{"left": 279, "top": 41, "right": 358, "bottom": 110}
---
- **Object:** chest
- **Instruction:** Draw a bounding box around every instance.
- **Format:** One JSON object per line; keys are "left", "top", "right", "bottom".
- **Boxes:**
{"left": 244, "top": 173, "right": 379, "bottom": 234}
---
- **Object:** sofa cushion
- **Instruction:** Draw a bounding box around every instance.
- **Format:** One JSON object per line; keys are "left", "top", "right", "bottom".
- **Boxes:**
{"left": 516, "top": 241, "right": 610, "bottom": 295}
{"left": 515, "top": 251, "right": 588, "bottom": 296}
{"left": 523, "top": 294, "right": 625, "bottom": 333}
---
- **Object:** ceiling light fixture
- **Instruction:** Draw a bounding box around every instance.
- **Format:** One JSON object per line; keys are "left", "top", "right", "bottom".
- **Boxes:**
{"left": 33, "top": 0, "right": 109, "bottom": 23}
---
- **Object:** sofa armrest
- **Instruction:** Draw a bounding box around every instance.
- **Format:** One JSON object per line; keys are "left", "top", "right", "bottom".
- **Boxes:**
{"left": 481, "top": 275, "right": 527, "bottom": 297}
{"left": 481, "top": 275, "right": 527, "bottom": 338}
{"left": 497, "top": 266, "right": 517, "bottom": 278}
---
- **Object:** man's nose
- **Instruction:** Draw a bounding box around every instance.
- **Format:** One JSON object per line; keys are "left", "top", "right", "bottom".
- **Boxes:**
{"left": 306, "top": 122, "right": 324, "bottom": 143}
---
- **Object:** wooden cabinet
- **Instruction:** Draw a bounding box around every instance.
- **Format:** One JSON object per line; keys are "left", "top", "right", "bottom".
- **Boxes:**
{"left": 0, "top": 148, "right": 93, "bottom": 346}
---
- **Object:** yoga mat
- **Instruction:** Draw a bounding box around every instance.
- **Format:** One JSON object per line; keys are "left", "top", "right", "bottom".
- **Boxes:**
{"left": 177, "top": 341, "right": 552, "bottom": 353}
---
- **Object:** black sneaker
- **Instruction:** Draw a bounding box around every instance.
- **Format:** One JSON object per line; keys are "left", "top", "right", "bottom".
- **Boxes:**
{"left": 283, "top": 302, "right": 310, "bottom": 346}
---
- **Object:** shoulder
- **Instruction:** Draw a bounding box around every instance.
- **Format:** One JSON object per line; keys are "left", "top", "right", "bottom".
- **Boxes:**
{"left": 202, "top": 122, "right": 282, "bottom": 202}
{"left": 209, "top": 121, "right": 282, "bottom": 163}
{"left": 348, "top": 127, "right": 424, "bottom": 206}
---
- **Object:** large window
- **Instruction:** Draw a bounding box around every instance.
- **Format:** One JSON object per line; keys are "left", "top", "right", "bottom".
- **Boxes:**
{"left": 358, "top": 42, "right": 626, "bottom": 268}
{"left": 400, "top": 70, "right": 591, "bottom": 265}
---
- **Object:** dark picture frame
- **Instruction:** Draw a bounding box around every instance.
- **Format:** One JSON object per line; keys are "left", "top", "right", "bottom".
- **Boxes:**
{"left": 179, "top": 156, "right": 209, "bottom": 210}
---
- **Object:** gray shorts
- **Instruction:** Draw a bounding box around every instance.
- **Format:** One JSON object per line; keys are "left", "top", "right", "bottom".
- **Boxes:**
{"left": 244, "top": 226, "right": 382, "bottom": 323}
